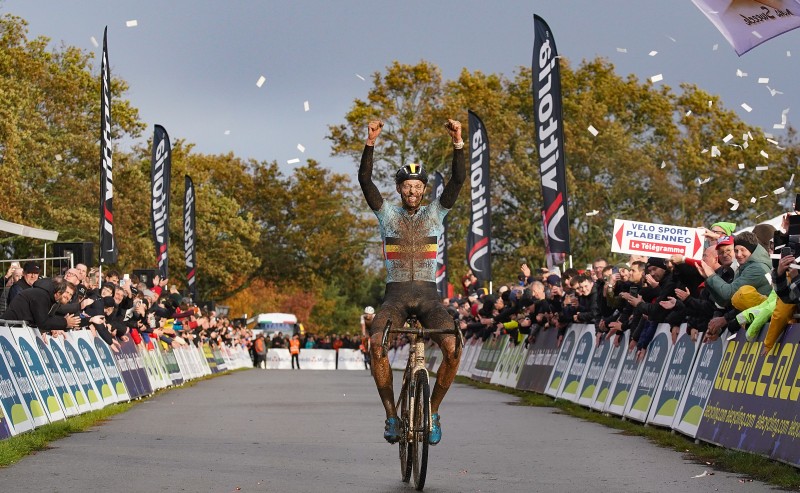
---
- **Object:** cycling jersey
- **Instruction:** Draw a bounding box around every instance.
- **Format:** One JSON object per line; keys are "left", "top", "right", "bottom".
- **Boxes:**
{"left": 374, "top": 200, "right": 448, "bottom": 283}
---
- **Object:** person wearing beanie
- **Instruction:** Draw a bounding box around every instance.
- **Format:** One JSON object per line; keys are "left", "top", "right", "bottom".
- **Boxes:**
{"left": 698, "top": 231, "right": 772, "bottom": 308}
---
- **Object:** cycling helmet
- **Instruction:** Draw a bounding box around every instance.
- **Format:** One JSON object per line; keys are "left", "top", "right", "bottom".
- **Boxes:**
{"left": 364, "top": 306, "right": 375, "bottom": 315}
{"left": 395, "top": 163, "right": 428, "bottom": 185}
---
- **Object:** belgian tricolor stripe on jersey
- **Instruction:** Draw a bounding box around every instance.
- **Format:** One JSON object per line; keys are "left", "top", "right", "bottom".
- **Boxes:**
{"left": 384, "top": 236, "right": 438, "bottom": 260}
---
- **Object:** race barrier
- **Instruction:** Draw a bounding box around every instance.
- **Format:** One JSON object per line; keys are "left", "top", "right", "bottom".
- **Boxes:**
{"left": 0, "top": 319, "right": 250, "bottom": 440}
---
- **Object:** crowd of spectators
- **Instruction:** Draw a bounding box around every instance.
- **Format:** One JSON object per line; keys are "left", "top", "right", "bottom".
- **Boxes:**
{"left": 1, "top": 262, "right": 252, "bottom": 355}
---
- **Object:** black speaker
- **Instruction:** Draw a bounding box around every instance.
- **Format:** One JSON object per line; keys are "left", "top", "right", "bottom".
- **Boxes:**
{"left": 133, "top": 269, "right": 158, "bottom": 288}
{"left": 53, "top": 242, "right": 94, "bottom": 267}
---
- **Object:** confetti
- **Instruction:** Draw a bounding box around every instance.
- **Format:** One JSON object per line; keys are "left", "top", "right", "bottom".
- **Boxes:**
{"left": 685, "top": 110, "right": 692, "bottom": 117}
{"left": 790, "top": 174, "right": 795, "bottom": 186}
{"left": 767, "top": 138, "right": 779, "bottom": 145}
{"left": 738, "top": 163, "right": 745, "bottom": 169}
{"left": 722, "top": 134, "right": 733, "bottom": 143}
{"left": 727, "top": 198, "right": 739, "bottom": 205}
{"left": 649, "top": 50, "right": 658, "bottom": 56}
{"left": 741, "top": 103, "right": 752, "bottom": 112}
{"left": 730, "top": 202, "right": 740, "bottom": 211}
{"left": 774, "top": 187, "right": 786, "bottom": 195}
{"left": 767, "top": 85, "right": 783, "bottom": 96}
{"left": 55, "top": 154, "right": 62, "bottom": 161}
{"left": 750, "top": 197, "right": 757, "bottom": 203}
{"left": 667, "top": 35, "right": 677, "bottom": 42}
{"left": 126, "top": 20, "right": 138, "bottom": 27}
{"left": 650, "top": 73, "right": 663, "bottom": 83}
{"left": 90, "top": 36, "right": 99, "bottom": 48}
{"left": 297, "top": 144, "right": 305, "bottom": 153}
{"left": 303, "top": 101, "right": 310, "bottom": 112}
{"left": 788, "top": 51, "right": 792, "bottom": 57}
{"left": 697, "top": 177, "right": 712, "bottom": 185}
{"left": 774, "top": 123, "right": 786, "bottom": 130}
{"left": 736, "top": 68, "right": 748, "bottom": 77}
{"left": 287, "top": 158, "right": 300, "bottom": 164}
{"left": 709, "top": 100, "right": 713, "bottom": 108}
{"left": 355, "top": 73, "right": 365, "bottom": 81}
{"left": 224, "top": 130, "right": 230, "bottom": 135}
{"left": 587, "top": 125, "right": 599, "bottom": 136}
{"left": 585, "top": 210, "right": 599, "bottom": 216}
{"left": 743, "top": 141, "right": 749, "bottom": 149}
{"left": 692, "top": 470, "right": 713, "bottom": 478}
{"left": 756, "top": 166, "right": 769, "bottom": 171}
{"left": 752, "top": 30, "right": 763, "bottom": 39}
{"left": 660, "top": 161, "right": 667, "bottom": 169}
{"left": 711, "top": 146, "right": 720, "bottom": 157}
{"left": 760, "top": 150, "right": 769, "bottom": 158}
{"left": 616, "top": 47, "right": 628, "bottom": 53}
{"left": 256, "top": 76, "right": 266, "bottom": 88}
{"left": 712, "top": 43, "right": 719, "bottom": 51}
{"left": 758, "top": 77, "right": 769, "bottom": 84}
{"left": 748, "top": 131, "right": 754, "bottom": 140}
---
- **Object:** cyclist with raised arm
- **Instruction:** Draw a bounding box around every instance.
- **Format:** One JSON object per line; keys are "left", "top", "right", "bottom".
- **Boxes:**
{"left": 359, "top": 118, "right": 466, "bottom": 445}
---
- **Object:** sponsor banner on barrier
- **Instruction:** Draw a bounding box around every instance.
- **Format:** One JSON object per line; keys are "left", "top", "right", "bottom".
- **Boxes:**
{"left": 70, "top": 331, "right": 121, "bottom": 404}
{"left": 161, "top": 346, "right": 185, "bottom": 385}
{"left": 623, "top": 325, "right": 672, "bottom": 422}
{"left": 489, "top": 338, "right": 527, "bottom": 388}
{"left": 298, "top": 349, "right": 336, "bottom": 370}
{"left": 430, "top": 344, "right": 444, "bottom": 374}
{"left": 545, "top": 326, "right": 580, "bottom": 397}
{"left": 590, "top": 331, "right": 629, "bottom": 411}
{"left": 577, "top": 333, "right": 614, "bottom": 407}
{"left": 604, "top": 337, "right": 643, "bottom": 416}
{"left": 212, "top": 348, "right": 228, "bottom": 372}
{"left": 647, "top": 330, "right": 701, "bottom": 427}
{"left": 516, "top": 325, "right": 560, "bottom": 394}
{"left": 696, "top": 324, "right": 800, "bottom": 467}
{"left": 91, "top": 336, "right": 129, "bottom": 402}
{"left": 338, "top": 349, "right": 367, "bottom": 370}
{"left": 611, "top": 219, "right": 704, "bottom": 260}
{"left": 34, "top": 334, "right": 79, "bottom": 416}
{"left": 14, "top": 329, "right": 65, "bottom": 422}
{"left": 53, "top": 337, "right": 102, "bottom": 410}
{"left": 114, "top": 340, "right": 151, "bottom": 399}
{"left": 392, "top": 345, "right": 410, "bottom": 370}
{"left": 456, "top": 340, "right": 477, "bottom": 376}
{"left": 673, "top": 336, "right": 728, "bottom": 438}
{"left": 557, "top": 325, "right": 594, "bottom": 402}
{"left": 472, "top": 336, "right": 509, "bottom": 383}
{"left": 0, "top": 410, "right": 9, "bottom": 439}
{"left": 0, "top": 328, "right": 48, "bottom": 427}
{"left": 267, "top": 348, "right": 291, "bottom": 369}
{"left": 202, "top": 343, "right": 219, "bottom": 373}
{"left": 460, "top": 339, "right": 483, "bottom": 377}
{"left": 0, "top": 337, "right": 34, "bottom": 435}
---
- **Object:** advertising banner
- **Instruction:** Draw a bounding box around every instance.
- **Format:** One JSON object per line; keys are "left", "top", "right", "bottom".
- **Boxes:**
{"left": 113, "top": 340, "right": 150, "bottom": 399}
{"left": 647, "top": 330, "right": 701, "bottom": 427}
{"left": 34, "top": 335, "right": 80, "bottom": 416}
{"left": 202, "top": 343, "right": 219, "bottom": 374}
{"left": 516, "top": 324, "right": 560, "bottom": 394}
{"left": 338, "top": 349, "right": 367, "bottom": 370}
{"left": 544, "top": 325, "right": 580, "bottom": 397}
{"left": 577, "top": 332, "right": 614, "bottom": 407}
{"left": 604, "top": 340, "right": 644, "bottom": 416}
{"left": 151, "top": 124, "right": 172, "bottom": 279}
{"left": 266, "top": 348, "right": 291, "bottom": 369}
{"left": 696, "top": 324, "right": 800, "bottom": 467}
{"left": 489, "top": 339, "right": 527, "bottom": 388}
{"left": 472, "top": 335, "right": 508, "bottom": 383}
{"left": 14, "top": 330, "right": 64, "bottom": 422}
{"left": 0, "top": 412, "right": 9, "bottom": 440}
{"left": 184, "top": 174, "right": 198, "bottom": 301}
{"left": 391, "top": 345, "right": 410, "bottom": 370}
{"left": 458, "top": 339, "right": 482, "bottom": 377}
{"left": 90, "top": 336, "right": 128, "bottom": 402}
{"left": 98, "top": 27, "right": 117, "bottom": 265}
{"left": 466, "top": 110, "right": 492, "bottom": 283}
{"left": 590, "top": 331, "right": 629, "bottom": 411}
{"left": 53, "top": 337, "right": 102, "bottom": 410}
{"left": 297, "top": 349, "right": 336, "bottom": 370}
{"left": 0, "top": 339, "right": 34, "bottom": 435}
{"left": 673, "top": 337, "right": 728, "bottom": 438}
{"left": 69, "top": 332, "right": 116, "bottom": 404}
{"left": 161, "top": 346, "right": 185, "bottom": 385}
{"left": 0, "top": 328, "right": 48, "bottom": 427}
{"left": 623, "top": 325, "right": 672, "bottom": 422}
{"left": 612, "top": 219, "right": 704, "bottom": 260}
{"left": 556, "top": 325, "right": 594, "bottom": 402}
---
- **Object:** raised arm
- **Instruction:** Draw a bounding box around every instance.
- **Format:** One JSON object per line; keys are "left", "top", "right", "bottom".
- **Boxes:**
{"left": 439, "top": 119, "right": 465, "bottom": 209}
{"left": 358, "top": 120, "right": 384, "bottom": 211}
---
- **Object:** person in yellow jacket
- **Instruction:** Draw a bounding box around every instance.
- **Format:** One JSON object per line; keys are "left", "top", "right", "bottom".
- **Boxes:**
{"left": 290, "top": 333, "right": 301, "bottom": 369}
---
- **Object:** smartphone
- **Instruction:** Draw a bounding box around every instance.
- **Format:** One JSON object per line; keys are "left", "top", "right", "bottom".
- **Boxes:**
{"left": 629, "top": 286, "right": 640, "bottom": 297}
{"left": 782, "top": 247, "right": 793, "bottom": 258}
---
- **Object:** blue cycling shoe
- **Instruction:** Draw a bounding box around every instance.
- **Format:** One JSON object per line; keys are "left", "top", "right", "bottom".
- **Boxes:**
{"left": 429, "top": 413, "right": 442, "bottom": 446}
{"left": 384, "top": 416, "right": 401, "bottom": 444}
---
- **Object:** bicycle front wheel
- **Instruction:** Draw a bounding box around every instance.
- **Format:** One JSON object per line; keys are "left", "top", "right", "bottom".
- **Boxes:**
{"left": 411, "top": 370, "right": 430, "bottom": 491}
{"left": 398, "top": 380, "right": 412, "bottom": 483}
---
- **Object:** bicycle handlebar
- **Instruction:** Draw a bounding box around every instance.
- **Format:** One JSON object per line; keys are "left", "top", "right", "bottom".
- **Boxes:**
{"left": 380, "top": 319, "right": 464, "bottom": 359}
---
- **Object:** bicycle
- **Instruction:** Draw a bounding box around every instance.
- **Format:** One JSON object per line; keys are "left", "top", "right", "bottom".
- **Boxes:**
{"left": 380, "top": 316, "right": 464, "bottom": 491}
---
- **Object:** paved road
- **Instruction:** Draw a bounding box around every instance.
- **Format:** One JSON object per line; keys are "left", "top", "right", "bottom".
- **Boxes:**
{"left": 0, "top": 369, "right": 779, "bottom": 492}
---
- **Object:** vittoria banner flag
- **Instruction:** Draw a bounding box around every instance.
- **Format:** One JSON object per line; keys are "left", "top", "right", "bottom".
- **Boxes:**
{"left": 466, "top": 110, "right": 492, "bottom": 282}
{"left": 184, "top": 175, "right": 197, "bottom": 301}
{"left": 98, "top": 27, "right": 117, "bottom": 265}
{"left": 692, "top": 0, "right": 800, "bottom": 56}
{"left": 151, "top": 125, "right": 172, "bottom": 279}
{"left": 433, "top": 171, "right": 449, "bottom": 298}
{"left": 533, "top": 14, "right": 570, "bottom": 254}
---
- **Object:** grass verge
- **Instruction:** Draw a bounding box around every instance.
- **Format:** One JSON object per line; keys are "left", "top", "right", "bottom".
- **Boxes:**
{"left": 454, "top": 376, "right": 800, "bottom": 490}
{"left": 0, "top": 368, "right": 247, "bottom": 468}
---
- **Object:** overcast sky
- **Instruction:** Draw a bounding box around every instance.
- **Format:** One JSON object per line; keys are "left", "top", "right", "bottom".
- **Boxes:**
{"left": 2, "top": 0, "right": 798, "bottom": 180}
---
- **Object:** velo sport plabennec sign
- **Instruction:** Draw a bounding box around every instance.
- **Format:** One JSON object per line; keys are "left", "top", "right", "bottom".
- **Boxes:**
{"left": 612, "top": 219, "right": 704, "bottom": 260}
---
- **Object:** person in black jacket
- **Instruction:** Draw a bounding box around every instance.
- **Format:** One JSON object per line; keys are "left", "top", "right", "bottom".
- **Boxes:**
{"left": 2, "top": 278, "right": 102, "bottom": 333}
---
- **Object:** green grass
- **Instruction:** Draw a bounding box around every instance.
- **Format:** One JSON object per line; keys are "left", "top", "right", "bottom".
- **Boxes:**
{"left": 454, "top": 376, "right": 800, "bottom": 490}
{"left": 0, "top": 368, "right": 247, "bottom": 468}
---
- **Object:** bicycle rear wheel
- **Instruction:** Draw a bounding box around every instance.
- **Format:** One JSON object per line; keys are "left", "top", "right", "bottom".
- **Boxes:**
{"left": 398, "top": 379, "right": 412, "bottom": 483}
{"left": 411, "top": 369, "right": 430, "bottom": 491}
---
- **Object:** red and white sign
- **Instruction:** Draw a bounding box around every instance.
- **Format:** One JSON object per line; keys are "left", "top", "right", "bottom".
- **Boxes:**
{"left": 612, "top": 219, "right": 704, "bottom": 260}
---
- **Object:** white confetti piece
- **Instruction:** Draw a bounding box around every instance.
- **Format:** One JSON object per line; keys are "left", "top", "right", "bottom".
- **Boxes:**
{"left": 748, "top": 131, "right": 754, "bottom": 140}
{"left": 767, "top": 86, "right": 783, "bottom": 96}
{"left": 790, "top": 174, "right": 795, "bottom": 186}
{"left": 751, "top": 197, "right": 758, "bottom": 203}
{"left": 767, "top": 138, "right": 779, "bottom": 145}
{"left": 692, "top": 470, "right": 713, "bottom": 479}
{"left": 711, "top": 146, "right": 720, "bottom": 157}
{"left": 685, "top": 110, "right": 692, "bottom": 117}
{"left": 752, "top": 30, "right": 763, "bottom": 39}
{"left": 660, "top": 161, "right": 667, "bottom": 169}
{"left": 730, "top": 202, "right": 739, "bottom": 211}
{"left": 736, "top": 68, "right": 748, "bottom": 77}
{"left": 759, "top": 194, "right": 768, "bottom": 199}
{"left": 760, "top": 150, "right": 769, "bottom": 158}
{"left": 743, "top": 141, "right": 749, "bottom": 149}
{"left": 727, "top": 198, "right": 739, "bottom": 205}
{"left": 788, "top": 50, "right": 792, "bottom": 57}
{"left": 737, "top": 163, "right": 745, "bottom": 169}
{"left": 355, "top": 73, "right": 365, "bottom": 81}
{"left": 588, "top": 125, "right": 599, "bottom": 136}
{"left": 616, "top": 47, "right": 627, "bottom": 53}
{"left": 256, "top": 75, "right": 266, "bottom": 88}
{"left": 774, "top": 187, "right": 786, "bottom": 195}
{"left": 756, "top": 166, "right": 769, "bottom": 171}
{"left": 758, "top": 77, "right": 769, "bottom": 84}
{"left": 701, "top": 148, "right": 708, "bottom": 154}
{"left": 303, "top": 101, "right": 310, "bottom": 112}
{"left": 649, "top": 50, "right": 658, "bottom": 56}
{"left": 697, "top": 177, "right": 712, "bottom": 185}
{"left": 126, "top": 19, "right": 138, "bottom": 27}
{"left": 774, "top": 123, "right": 786, "bottom": 129}
{"left": 667, "top": 35, "right": 677, "bottom": 42}
{"left": 722, "top": 134, "right": 733, "bottom": 143}
{"left": 708, "top": 100, "right": 713, "bottom": 108}
{"left": 650, "top": 73, "right": 663, "bottom": 83}
{"left": 741, "top": 103, "right": 752, "bottom": 112}
{"left": 287, "top": 158, "right": 300, "bottom": 164}
{"left": 585, "top": 210, "right": 599, "bottom": 216}
{"left": 90, "top": 36, "right": 99, "bottom": 48}
{"left": 224, "top": 130, "right": 230, "bottom": 135}
{"left": 713, "top": 43, "right": 719, "bottom": 51}
{"left": 55, "top": 154, "right": 62, "bottom": 161}
{"left": 297, "top": 144, "right": 305, "bottom": 153}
